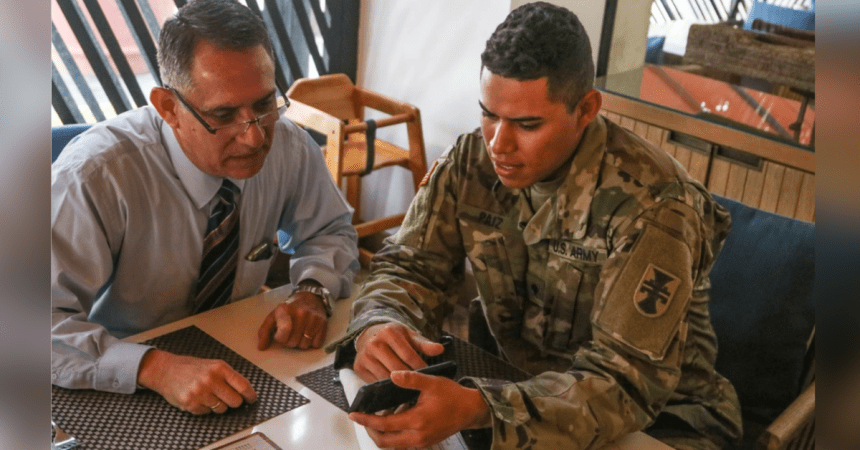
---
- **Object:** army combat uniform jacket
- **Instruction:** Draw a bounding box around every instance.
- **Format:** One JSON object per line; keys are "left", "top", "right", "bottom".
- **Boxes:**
{"left": 332, "top": 115, "right": 743, "bottom": 449}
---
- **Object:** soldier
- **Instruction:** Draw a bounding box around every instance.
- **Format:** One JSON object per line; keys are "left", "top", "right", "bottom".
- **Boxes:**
{"left": 331, "top": 2, "right": 742, "bottom": 449}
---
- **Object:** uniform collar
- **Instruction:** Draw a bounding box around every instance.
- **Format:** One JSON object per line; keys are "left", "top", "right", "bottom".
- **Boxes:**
{"left": 161, "top": 123, "right": 245, "bottom": 210}
{"left": 519, "top": 115, "right": 607, "bottom": 244}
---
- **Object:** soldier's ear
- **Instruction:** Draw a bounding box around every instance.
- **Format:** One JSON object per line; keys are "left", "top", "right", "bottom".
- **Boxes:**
{"left": 574, "top": 89, "right": 602, "bottom": 130}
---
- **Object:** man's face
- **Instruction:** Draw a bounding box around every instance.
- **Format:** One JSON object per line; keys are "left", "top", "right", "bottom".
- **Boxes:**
{"left": 171, "top": 41, "right": 277, "bottom": 179}
{"left": 479, "top": 69, "right": 588, "bottom": 189}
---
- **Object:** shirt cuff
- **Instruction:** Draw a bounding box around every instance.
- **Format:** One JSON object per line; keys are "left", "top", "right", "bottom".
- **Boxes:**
{"left": 461, "top": 376, "right": 531, "bottom": 427}
{"left": 292, "top": 264, "right": 342, "bottom": 299}
{"left": 94, "top": 341, "right": 154, "bottom": 394}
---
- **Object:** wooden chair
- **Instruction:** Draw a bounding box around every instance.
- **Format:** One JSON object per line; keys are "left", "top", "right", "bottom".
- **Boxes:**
{"left": 285, "top": 73, "right": 428, "bottom": 266}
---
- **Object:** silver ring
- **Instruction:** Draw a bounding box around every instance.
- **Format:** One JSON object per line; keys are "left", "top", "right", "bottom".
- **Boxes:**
{"left": 303, "top": 333, "right": 312, "bottom": 339}
{"left": 209, "top": 401, "right": 222, "bottom": 410}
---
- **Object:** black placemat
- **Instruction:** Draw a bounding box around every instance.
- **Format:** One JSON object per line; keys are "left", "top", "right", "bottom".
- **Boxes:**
{"left": 428, "top": 335, "right": 531, "bottom": 382}
{"left": 296, "top": 335, "right": 530, "bottom": 412}
{"left": 296, "top": 364, "right": 350, "bottom": 411}
{"left": 51, "top": 325, "right": 309, "bottom": 450}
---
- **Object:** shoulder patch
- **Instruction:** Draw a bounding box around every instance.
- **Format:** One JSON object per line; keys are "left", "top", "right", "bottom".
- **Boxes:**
{"left": 633, "top": 264, "right": 681, "bottom": 317}
{"left": 592, "top": 223, "right": 692, "bottom": 360}
{"left": 419, "top": 160, "right": 439, "bottom": 188}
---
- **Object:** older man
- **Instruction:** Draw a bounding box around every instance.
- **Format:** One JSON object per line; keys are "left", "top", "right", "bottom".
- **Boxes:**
{"left": 51, "top": 0, "right": 358, "bottom": 414}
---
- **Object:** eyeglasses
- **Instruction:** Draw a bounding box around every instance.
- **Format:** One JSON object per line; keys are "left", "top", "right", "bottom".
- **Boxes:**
{"left": 166, "top": 85, "right": 290, "bottom": 135}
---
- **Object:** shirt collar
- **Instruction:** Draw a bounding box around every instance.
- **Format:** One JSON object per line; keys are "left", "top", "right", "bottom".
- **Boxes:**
{"left": 517, "top": 115, "right": 607, "bottom": 244}
{"left": 161, "top": 123, "right": 245, "bottom": 210}
{"left": 555, "top": 114, "right": 606, "bottom": 240}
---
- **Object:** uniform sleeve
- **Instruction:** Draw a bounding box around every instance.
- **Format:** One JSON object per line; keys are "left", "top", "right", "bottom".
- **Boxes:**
{"left": 464, "top": 197, "right": 710, "bottom": 450}
{"left": 328, "top": 148, "right": 467, "bottom": 350}
{"left": 277, "top": 132, "right": 360, "bottom": 300}
{"left": 51, "top": 165, "right": 152, "bottom": 394}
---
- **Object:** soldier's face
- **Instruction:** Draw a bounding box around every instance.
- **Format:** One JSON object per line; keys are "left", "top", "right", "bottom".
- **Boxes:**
{"left": 479, "top": 69, "right": 592, "bottom": 189}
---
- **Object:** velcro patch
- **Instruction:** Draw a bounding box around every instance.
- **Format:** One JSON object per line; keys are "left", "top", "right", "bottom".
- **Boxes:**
{"left": 592, "top": 223, "right": 692, "bottom": 360}
{"left": 419, "top": 160, "right": 439, "bottom": 188}
{"left": 633, "top": 264, "right": 681, "bottom": 318}
{"left": 457, "top": 204, "right": 515, "bottom": 233}
{"left": 548, "top": 239, "right": 607, "bottom": 264}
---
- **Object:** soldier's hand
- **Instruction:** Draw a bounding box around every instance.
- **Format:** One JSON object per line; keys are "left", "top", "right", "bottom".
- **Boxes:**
{"left": 353, "top": 322, "right": 444, "bottom": 382}
{"left": 349, "top": 370, "right": 490, "bottom": 448}
{"left": 137, "top": 349, "right": 257, "bottom": 414}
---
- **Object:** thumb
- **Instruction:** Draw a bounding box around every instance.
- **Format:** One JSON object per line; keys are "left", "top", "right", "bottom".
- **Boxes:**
{"left": 410, "top": 333, "right": 445, "bottom": 357}
{"left": 390, "top": 370, "right": 432, "bottom": 391}
{"left": 257, "top": 313, "right": 275, "bottom": 350}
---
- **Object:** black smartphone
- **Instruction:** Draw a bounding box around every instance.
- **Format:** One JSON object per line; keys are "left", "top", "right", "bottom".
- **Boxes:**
{"left": 348, "top": 361, "right": 458, "bottom": 414}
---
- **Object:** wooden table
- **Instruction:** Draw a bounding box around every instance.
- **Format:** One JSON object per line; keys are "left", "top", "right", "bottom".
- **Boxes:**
{"left": 127, "top": 284, "right": 673, "bottom": 450}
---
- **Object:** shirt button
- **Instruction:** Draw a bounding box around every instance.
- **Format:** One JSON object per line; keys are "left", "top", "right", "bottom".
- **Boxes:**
{"left": 113, "top": 380, "right": 120, "bottom": 388}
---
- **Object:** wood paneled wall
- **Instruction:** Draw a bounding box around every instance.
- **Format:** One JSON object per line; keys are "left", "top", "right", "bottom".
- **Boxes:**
{"left": 600, "top": 92, "right": 815, "bottom": 222}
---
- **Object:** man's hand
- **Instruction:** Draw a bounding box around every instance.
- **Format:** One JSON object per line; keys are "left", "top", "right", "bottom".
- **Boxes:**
{"left": 137, "top": 349, "right": 256, "bottom": 414}
{"left": 257, "top": 291, "right": 328, "bottom": 350}
{"left": 353, "top": 323, "right": 445, "bottom": 382}
{"left": 349, "top": 370, "right": 491, "bottom": 448}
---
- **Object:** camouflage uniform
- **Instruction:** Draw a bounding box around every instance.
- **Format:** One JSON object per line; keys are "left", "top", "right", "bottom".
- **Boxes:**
{"left": 331, "top": 115, "right": 742, "bottom": 449}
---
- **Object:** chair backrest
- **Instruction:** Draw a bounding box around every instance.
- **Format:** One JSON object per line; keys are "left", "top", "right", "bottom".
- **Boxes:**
{"left": 708, "top": 195, "right": 815, "bottom": 426}
{"left": 287, "top": 73, "right": 361, "bottom": 121}
{"left": 52, "top": 124, "right": 92, "bottom": 163}
{"left": 743, "top": 1, "right": 815, "bottom": 31}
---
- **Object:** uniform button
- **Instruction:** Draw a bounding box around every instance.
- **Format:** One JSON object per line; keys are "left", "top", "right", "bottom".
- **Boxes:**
{"left": 51, "top": 373, "right": 57, "bottom": 381}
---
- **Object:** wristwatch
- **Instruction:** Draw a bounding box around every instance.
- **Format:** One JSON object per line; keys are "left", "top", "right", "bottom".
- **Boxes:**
{"left": 291, "top": 281, "right": 333, "bottom": 317}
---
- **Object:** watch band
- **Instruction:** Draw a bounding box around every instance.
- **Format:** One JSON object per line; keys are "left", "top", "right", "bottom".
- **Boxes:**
{"left": 291, "top": 281, "right": 333, "bottom": 316}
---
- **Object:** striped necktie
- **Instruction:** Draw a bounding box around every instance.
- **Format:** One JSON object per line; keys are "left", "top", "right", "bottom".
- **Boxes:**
{"left": 194, "top": 179, "right": 241, "bottom": 313}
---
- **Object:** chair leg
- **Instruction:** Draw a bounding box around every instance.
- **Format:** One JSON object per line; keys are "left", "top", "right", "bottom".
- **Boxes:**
{"left": 347, "top": 174, "right": 362, "bottom": 225}
{"left": 348, "top": 173, "right": 376, "bottom": 268}
{"left": 358, "top": 248, "right": 375, "bottom": 268}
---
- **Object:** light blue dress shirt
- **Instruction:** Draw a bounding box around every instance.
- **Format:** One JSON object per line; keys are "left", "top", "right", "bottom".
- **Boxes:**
{"left": 51, "top": 106, "right": 359, "bottom": 393}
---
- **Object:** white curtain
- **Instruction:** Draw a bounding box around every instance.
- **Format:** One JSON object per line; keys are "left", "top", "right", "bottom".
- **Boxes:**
{"left": 355, "top": 0, "right": 510, "bottom": 225}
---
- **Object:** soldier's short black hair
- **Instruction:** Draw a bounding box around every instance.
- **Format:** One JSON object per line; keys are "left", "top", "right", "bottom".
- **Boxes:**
{"left": 481, "top": 2, "right": 594, "bottom": 112}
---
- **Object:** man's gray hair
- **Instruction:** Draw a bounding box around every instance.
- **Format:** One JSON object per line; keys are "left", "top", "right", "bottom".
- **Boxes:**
{"left": 157, "top": 0, "right": 274, "bottom": 92}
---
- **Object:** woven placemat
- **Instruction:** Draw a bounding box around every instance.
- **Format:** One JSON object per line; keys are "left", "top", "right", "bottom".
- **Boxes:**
{"left": 296, "top": 364, "right": 350, "bottom": 411}
{"left": 428, "top": 335, "right": 531, "bottom": 382}
{"left": 296, "top": 335, "right": 530, "bottom": 412}
{"left": 51, "top": 325, "right": 309, "bottom": 450}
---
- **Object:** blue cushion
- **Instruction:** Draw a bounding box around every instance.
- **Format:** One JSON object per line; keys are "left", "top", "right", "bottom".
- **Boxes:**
{"left": 708, "top": 195, "right": 815, "bottom": 424}
{"left": 645, "top": 36, "right": 666, "bottom": 65}
{"left": 743, "top": 1, "right": 815, "bottom": 31}
{"left": 52, "top": 124, "right": 92, "bottom": 163}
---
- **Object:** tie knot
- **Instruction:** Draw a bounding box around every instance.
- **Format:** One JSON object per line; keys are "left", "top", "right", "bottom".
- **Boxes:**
{"left": 219, "top": 179, "right": 239, "bottom": 203}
